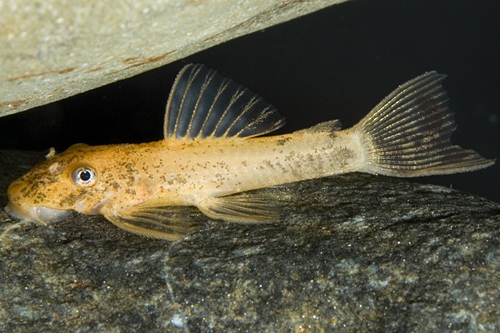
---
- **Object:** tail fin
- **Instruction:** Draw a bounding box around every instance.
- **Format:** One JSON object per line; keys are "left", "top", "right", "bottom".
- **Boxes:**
{"left": 354, "top": 71, "right": 494, "bottom": 177}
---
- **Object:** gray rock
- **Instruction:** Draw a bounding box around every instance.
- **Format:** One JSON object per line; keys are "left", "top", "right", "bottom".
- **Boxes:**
{"left": 0, "top": 0, "right": 348, "bottom": 118}
{"left": 1, "top": 149, "right": 499, "bottom": 332}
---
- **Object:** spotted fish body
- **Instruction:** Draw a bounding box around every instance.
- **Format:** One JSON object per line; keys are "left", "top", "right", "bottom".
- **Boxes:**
{"left": 5, "top": 64, "right": 494, "bottom": 240}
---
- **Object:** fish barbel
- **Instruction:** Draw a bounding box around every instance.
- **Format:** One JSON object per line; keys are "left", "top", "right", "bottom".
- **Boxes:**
{"left": 5, "top": 64, "right": 494, "bottom": 240}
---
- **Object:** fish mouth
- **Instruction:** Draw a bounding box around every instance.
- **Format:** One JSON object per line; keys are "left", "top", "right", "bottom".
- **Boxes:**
{"left": 5, "top": 201, "right": 72, "bottom": 224}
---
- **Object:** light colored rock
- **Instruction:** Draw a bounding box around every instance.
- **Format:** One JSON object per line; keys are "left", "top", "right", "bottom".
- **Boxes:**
{"left": 0, "top": 0, "right": 348, "bottom": 118}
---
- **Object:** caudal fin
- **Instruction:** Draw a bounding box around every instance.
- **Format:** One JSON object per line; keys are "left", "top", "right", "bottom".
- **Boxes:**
{"left": 354, "top": 71, "right": 494, "bottom": 177}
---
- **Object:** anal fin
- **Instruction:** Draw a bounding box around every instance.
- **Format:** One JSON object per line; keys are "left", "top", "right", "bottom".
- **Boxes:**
{"left": 197, "top": 193, "right": 280, "bottom": 223}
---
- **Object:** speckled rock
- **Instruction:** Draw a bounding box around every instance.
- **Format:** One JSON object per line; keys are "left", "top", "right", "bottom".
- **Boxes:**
{"left": 1, "top": 149, "right": 499, "bottom": 332}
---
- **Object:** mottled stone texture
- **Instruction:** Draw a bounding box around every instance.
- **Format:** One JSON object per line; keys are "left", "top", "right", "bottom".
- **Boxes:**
{"left": 0, "top": 0, "right": 347, "bottom": 118}
{"left": 1, "top": 149, "right": 499, "bottom": 332}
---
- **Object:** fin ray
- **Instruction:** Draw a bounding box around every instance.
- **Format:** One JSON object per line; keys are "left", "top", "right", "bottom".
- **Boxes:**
{"left": 164, "top": 64, "right": 286, "bottom": 140}
{"left": 197, "top": 193, "right": 280, "bottom": 223}
{"left": 104, "top": 206, "right": 199, "bottom": 240}
{"left": 355, "top": 71, "right": 495, "bottom": 176}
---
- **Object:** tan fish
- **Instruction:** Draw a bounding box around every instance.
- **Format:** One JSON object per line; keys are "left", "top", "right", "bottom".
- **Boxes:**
{"left": 5, "top": 64, "right": 494, "bottom": 240}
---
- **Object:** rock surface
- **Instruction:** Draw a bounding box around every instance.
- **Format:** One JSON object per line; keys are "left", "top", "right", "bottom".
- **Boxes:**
{"left": 1, "top": 149, "right": 500, "bottom": 332}
{"left": 0, "top": 0, "right": 348, "bottom": 118}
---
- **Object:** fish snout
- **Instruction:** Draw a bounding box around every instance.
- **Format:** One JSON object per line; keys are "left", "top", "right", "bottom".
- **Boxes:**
{"left": 6, "top": 174, "right": 72, "bottom": 223}
{"left": 4, "top": 200, "right": 72, "bottom": 224}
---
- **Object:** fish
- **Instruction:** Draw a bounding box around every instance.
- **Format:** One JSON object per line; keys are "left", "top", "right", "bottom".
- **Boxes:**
{"left": 5, "top": 64, "right": 495, "bottom": 240}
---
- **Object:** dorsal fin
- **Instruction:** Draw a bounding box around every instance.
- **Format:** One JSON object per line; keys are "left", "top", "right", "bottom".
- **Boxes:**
{"left": 163, "top": 64, "right": 286, "bottom": 140}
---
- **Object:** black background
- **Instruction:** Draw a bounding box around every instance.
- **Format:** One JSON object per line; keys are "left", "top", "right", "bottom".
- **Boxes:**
{"left": 1, "top": 0, "right": 499, "bottom": 202}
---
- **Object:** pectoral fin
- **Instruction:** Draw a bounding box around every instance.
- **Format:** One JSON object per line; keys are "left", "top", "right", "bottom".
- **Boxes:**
{"left": 103, "top": 193, "right": 280, "bottom": 239}
{"left": 104, "top": 206, "right": 200, "bottom": 240}
{"left": 197, "top": 193, "right": 280, "bottom": 223}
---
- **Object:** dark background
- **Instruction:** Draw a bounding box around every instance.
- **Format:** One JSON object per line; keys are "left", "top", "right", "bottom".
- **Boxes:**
{"left": 1, "top": 0, "right": 499, "bottom": 202}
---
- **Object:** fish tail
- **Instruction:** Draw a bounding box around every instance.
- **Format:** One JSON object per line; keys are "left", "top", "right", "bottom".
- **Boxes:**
{"left": 353, "top": 71, "right": 494, "bottom": 177}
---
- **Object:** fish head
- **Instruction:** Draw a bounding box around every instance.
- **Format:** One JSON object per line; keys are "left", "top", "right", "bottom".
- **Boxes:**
{"left": 5, "top": 146, "right": 114, "bottom": 224}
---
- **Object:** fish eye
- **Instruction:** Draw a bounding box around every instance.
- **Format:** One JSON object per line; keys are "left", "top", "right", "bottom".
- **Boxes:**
{"left": 71, "top": 165, "right": 97, "bottom": 187}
